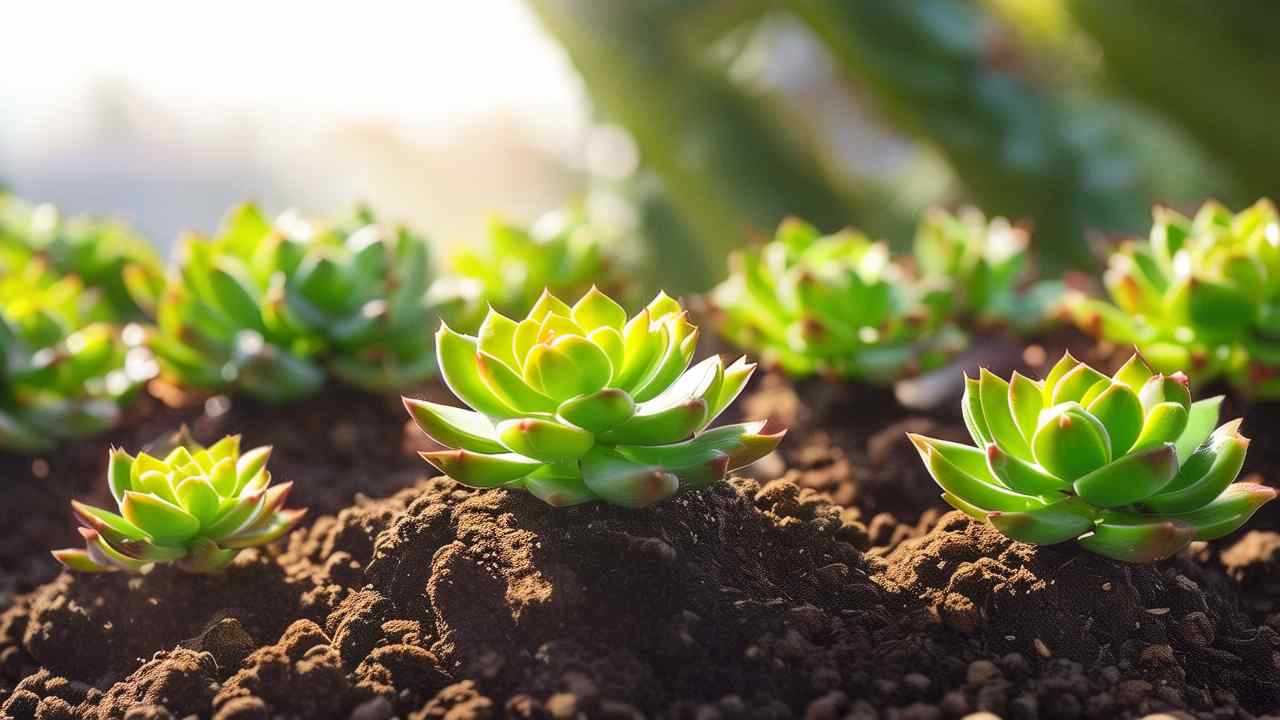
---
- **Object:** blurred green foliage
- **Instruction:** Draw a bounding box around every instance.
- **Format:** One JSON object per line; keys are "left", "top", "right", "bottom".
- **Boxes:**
{"left": 530, "top": 0, "right": 1272, "bottom": 281}
{"left": 0, "top": 194, "right": 161, "bottom": 319}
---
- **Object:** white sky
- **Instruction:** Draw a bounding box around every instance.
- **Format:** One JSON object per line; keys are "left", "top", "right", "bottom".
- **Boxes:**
{"left": 0, "top": 1, "right": 586, "bottom": 140}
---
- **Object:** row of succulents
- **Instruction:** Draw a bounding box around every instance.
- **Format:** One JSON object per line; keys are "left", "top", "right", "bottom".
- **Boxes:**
{"left": 714, "top": 198, "right": 1280, "bottom": 404}
{"left": 0, "top": 195, "right": 632, "bottom": 453}
{"left": 51, "top": 297, "right": 1274, "bottom": 572}
{"left": 10, "top": 193, "right": 1280, "bottom": 441}
{"left": 8, "top": 192, "right": 1280, "bottom": 568}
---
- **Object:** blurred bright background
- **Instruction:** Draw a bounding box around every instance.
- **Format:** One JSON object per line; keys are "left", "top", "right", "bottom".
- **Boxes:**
{"left": 0, "top": 1, "right": 590, "bottom": 250}
{"left": 3, "top": 0, "right": 1277, "bottom": 281}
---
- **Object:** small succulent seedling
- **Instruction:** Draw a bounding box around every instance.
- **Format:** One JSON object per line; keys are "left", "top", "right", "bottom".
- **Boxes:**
{"left": 404, "top": 288, "right": 784, "bottom": 507}
{"left": 439, "top": 211, "right": 630, "bottom": 330}
{"left": 710, "top": 217, "right": 965, "bottom": 382}
{"left": 1068, "top": 199, "right": 1280, "bottom": 396}
{"left": 914, "top": 207, "right": 1062, "bottom": 332}
{"left": 132, "top": 204, "right": 439, "bottom": 401}
{"left": 0, "top": 251, "right": 147, "bottom": 452}
{"left": 52, "top": 434, "right": 306, "bottom": 573}
{"left": 911, "top": 352, "right": 1276, "bottom": 562}
{"left": 0, "top": 194, "right": 162, "bottom": 319}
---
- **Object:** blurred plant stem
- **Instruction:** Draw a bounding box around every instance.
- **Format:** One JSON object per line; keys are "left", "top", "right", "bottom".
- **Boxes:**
{"left": 528, "top": 0, "right": 896, "bottom": 288}
{"left": 784, "top": 0, "right": 1152, "bottom": 271}
{"left": 1069, "top": 0, "right": 1280, "bottom": 203}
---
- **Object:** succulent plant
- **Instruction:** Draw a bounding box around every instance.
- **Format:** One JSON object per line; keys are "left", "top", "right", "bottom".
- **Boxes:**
{"left": 0, "top": 250, "right": 149, "bottom": 452}
{"left": 133, "top": 203, "right": 439, "bottom": 401}
{"left": 1067, "top": 199, "right": 1280, "bottom": 396}
{"left": 910, "top": 352, "right": 1276, "bottom": 562}
{"left": 438, "top": 210, "right": 630, "bottom": 330}
{"left": 0, "top": 194, "right": 162, "bottom": 319}
{"left": 914, "top": 207, "right": 1062, "bottom": 332}
{"left": 710, "top": 218, "right": 965, "bottom": 383}
{"left": 52, "top": 434, "right": 306, "bottom": 573}
{"left": 404, "top": 288, "right": 784, "bottom": 507}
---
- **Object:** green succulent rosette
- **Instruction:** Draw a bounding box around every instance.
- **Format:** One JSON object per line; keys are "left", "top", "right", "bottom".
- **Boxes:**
{"left": 133, "top": 204, "right": 439, "bottom": 401}
{"left": 404, "top": 288, "right": 784, "bottom": 508}
{"left": 914, "top": 207, "right": 1062, "bottom": 332}
{"left": 53, "top": 434, "right": 305, "bottom": 573}
{"left": 0, "top": 251, "right": 148, "bottom": 453}
{"left": 438, "top": 210, "right": 631, "bottom": 330}
{"left": 1068, "top": 199, "right": 1280, "bottom": 396}
{"left": 911, "top": 352, "right": 1276, "bottom": 562}
{"left": 710, "top": 218, "right": 965, "bottom": 383}
{"left": 0, "top": 193, "right": 161, "bottom": 319}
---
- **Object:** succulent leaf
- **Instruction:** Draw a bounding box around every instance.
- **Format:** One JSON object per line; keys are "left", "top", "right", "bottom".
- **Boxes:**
{"left": 978, "top": 369, "right": 1032, "bottom": 461}
{"left": 986, "top": 444, "right": 1070, "bottom": 495}
{"left": 1168, "top": 483, "right": 1278, "bottom": 540}
{"left": 405, "top": 290, "right": 782, "bottom": 507}
{"left": 908, "top": 435, "right": 1041, "bottom": 513}
{"left": 1007, "top": 371, "right": 1043, "bottom": 444}
{"left": 1077, "top": 519, "right": 1197, "bottom": 563}
{"left": 913, "top": 352, "right": 1274, "bottom": 562}
{"left": 581, "top": 449, "right": 679, "bottom": 508}
{"left": 1072, "top": 443, "right": 1179, "bottom": 508}
{"left": 1032, "top": 403, "right": 1112, "bottom": 481}
{"left": 988, "top": 497, "right": 1097, "bottom": 546}
{"left": 556, "top": 389, "right": 636, "bottom": 433}
{"left": 54, "top": 435, "right": 305, "bottom": 573}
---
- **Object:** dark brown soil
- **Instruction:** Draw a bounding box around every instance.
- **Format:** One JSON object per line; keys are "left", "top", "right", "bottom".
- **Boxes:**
{"left": 5, "top": 326, "right": 1280, "bottom": 719}
{"left": 0, "top": 382, "right": 445, "bottom": 603}
{"left": 2, "top": 477, "right": 1276, "bottom": 719}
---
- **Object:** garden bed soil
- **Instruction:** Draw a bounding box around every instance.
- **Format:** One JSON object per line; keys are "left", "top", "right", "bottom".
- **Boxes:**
{"left": 4, "top": 328, "right": 1280, "bottom": 718}
{"left": 2, "top": 478, "right": 1277, "bottom": 719}
{"left": 0, "top": 382, "right": 446, "bottom": 602}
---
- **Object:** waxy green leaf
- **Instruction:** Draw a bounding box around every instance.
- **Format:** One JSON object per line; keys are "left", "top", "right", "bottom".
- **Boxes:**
{"left": 989, "top": 497, "right": 1096, "bottom": 545}
{"left": 1032, "top": 404, "right": 1111, "bottom": 481}
{"left": 1073, "top": 443, "right": 1178, "bottom": 508}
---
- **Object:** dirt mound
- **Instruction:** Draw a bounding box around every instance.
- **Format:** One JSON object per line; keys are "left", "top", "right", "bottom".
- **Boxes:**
{"left": 1, "top": 477, "right": 900, "bottom": 718}
{"left": 877, "top": 512, "right": 1280, "bottom": 716}
{"left": 4, "top": 477, "right": 1278, "bottom": 718}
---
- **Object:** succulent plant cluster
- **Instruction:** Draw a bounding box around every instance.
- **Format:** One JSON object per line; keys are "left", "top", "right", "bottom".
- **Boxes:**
{"left": 711, "top": 218, "right": 965, "bottom": 383}
{"left": 1068, "top": 199, "right": 1280, "bottom": 396}
{"left": 439, "top": 211, "right": 629, "bottom": 330}
{"left": 53, "top": 434, "right": 305, "bottom": 573}
{"left": 911, "top": 352, "right": 1275, "bottom": 562}
{"left": 0, "top": 194, "right": 162, "bottom": 319}
{"left": 404, "top": 288, "right": 783, "bottom": 507}
{"left": 914, "top": 207, "right": 1062, "bottom": 332}
{"left": 0, "top": 251, "right": 148, "bottom": 452}
{"left": 133, "top": 204, "right": 439, "bottom": 401}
